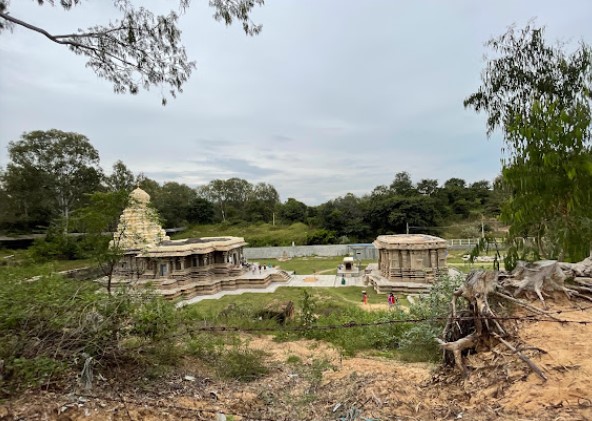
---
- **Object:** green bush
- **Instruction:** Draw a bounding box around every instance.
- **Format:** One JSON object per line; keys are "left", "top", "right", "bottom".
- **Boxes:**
{"left": 217, "top": 346, "right": 269, "bottom": 381}
{"left": 132, "top": 296, "right": 177, "bottom": 339}
{"left": 400, "top": 274, "right": 465, "bottom": 362}
{"left": 28, "top": 221, "right": 94, "bottom": 261}
{"left": 5, "top": 357, "right": 68, "bottom": 389}
{"left": 0, "top": 269, "right": 181, "bottom": 396}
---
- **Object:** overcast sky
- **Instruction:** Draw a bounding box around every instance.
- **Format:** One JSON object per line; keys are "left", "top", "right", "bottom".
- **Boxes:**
{"left": 1, "top": 1, "right": 592, "bottom": 205}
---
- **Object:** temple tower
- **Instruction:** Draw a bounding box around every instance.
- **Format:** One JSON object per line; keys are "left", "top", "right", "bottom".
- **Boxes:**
{"left": 111, "top": 187, "right": 170, "bottom": 250}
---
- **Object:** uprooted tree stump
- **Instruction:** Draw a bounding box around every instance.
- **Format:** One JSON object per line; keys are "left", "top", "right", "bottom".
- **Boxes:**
{"left": 437, "top": 258, "right": 592, "bottom": 379}
{"left": 256, "top": 300, "right": 295, "bottom": 325}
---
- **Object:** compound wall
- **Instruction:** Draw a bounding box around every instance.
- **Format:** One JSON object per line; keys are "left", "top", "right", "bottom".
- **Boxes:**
{"left": 244, "top": 244, "right": 378, "bottom": 260}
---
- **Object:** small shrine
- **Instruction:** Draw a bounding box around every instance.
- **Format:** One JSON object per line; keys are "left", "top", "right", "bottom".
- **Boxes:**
{"left": 337, "top": 256, "right": 361, "bottom": 278}
{"left": 111, "top": 187, "right": 290, "bottom": 300}
{"left": 367, "top": 234, "right": 448, "bottom": 293}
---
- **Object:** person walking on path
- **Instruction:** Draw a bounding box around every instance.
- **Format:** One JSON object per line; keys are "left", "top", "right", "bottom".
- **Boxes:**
{"left": 362, "top": 290, "right": 368, "bottom": 305}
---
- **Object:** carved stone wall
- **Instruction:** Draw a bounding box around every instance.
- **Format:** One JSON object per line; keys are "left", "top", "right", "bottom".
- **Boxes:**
{"left": 373, "top": 234, "right": 448, "bottom": 283}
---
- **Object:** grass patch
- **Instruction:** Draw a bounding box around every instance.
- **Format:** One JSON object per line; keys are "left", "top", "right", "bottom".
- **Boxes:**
{"left": 174, "top": 222, "right": 312, "bottom": 247}
{"left": 254, "top": 257, "right": 374, "bottom": 276}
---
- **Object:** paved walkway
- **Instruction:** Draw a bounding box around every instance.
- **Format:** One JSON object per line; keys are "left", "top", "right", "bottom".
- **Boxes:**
{"left": 178, "top": 274, "right": 367, "bottom": 306}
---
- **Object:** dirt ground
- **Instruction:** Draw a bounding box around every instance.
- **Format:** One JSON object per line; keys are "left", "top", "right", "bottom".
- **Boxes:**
{"left": 1, "top": 296, "right": 591, "bottom": 420}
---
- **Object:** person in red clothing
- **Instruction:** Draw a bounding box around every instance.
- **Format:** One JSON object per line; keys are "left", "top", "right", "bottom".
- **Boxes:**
{"left": 388, "top": 292, "right": 396, "bottom": 309}
{"left": 362, "top": 291, "right": 368, "bottom": 305}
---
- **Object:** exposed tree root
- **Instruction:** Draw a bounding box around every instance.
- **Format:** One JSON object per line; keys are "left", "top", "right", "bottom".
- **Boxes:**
{"left": 436, "top": 333, "right": 478, "bottom": 376}
{"left": 492, "top": 291, "right": 563, "bottom": 321}
{"left": 437, "top": 257, "right": 592, "bottom": 380}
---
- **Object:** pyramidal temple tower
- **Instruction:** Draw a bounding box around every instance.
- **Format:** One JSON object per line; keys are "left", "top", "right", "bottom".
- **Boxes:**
{"left": 111, "top": 187, "right": 170, "bottom": 250}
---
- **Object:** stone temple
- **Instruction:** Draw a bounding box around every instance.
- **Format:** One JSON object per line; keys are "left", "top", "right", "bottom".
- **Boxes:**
{"left": 366, "top": 234, "right": 448, "bottom": 294}
{"left": 111, "top": 187, "right": 290, "bottom": 300}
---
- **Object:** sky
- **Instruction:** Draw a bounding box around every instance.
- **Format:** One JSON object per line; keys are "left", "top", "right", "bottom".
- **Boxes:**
{"left": 1, "top": 1, "right": 592, "bottom": 205}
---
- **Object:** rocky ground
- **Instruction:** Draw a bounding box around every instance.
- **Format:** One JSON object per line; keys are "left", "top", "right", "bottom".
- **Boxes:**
{"left": 1, "top": 296, "right": 591, "bottom": 421}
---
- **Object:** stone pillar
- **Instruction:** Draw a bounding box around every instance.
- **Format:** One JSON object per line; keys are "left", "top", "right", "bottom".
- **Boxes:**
{"left": 430, "top": 250, "right": 438, "bottom": 269}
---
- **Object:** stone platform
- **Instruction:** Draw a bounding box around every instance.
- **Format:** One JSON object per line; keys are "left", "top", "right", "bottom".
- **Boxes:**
{"left": 110, "top": 268, "right": 291, "bottom": 301}
{"left": 366, "top": 272, "right": 432, "bottom": 294}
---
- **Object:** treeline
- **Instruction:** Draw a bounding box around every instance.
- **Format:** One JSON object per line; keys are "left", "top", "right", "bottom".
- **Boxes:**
{"left": 0, "top": 129, "right": 505, "bottom": 243}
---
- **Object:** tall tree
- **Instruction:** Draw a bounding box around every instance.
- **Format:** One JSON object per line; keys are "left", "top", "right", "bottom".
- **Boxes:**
{"left": 198, "top": 179, "right": 232, "bottom": 222}
{"left": 464, "top": 24, "right": 592, "bottom": 263}
{"left": 316, "top": 193, "right": 371, "bottom": 241}
{"left": 76, "top": 190, "right": 129, "bottom": 294}
{"left": 186, "top": 197, "right": 215, "bottom": 224}
{"left": 105, "top": 160, "right": 135, "bottom": 192}
{"left": 389, "top": 171, "right": 417, "bottom": 196}
{"left": 2, "top": 129, "right": 103, "bottom": 231}
{"left": 280, "top": 198, "right": 309, "bottom": 224}
{"left": 417, "top": 178, "right": 439, "bottom": 196}
{"left": 0, "top": 0, "right": 264, "bottom": 104}
{"left": 198, "top": 178, "right": 255, "bottom": 222}
{"left": 152, "top": 181, "right": 197, "bottom": 227}
{"left": 246, "top": 182, "right": 280, "bottom": 222}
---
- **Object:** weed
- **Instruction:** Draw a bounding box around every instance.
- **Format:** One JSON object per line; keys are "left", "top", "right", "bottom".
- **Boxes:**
{"left": 286, "top": 355, "right": 302, "bottom": 365}
{"left": 299, "top": 290, "right": 317, "bottom": 330}
{"left": 216, "top": 345, "right": 269, "bottom": 382}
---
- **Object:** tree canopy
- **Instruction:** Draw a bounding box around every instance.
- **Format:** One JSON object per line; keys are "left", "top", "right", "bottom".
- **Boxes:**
{"left": 0, "top": 0, "right": 264, "bottom": 104}
{"left": 465, "top": 23, "right": 592, "bottom": 264}
{"left": 1, "top": 129, "right": 103, "bottom": 231}
{"left": 0, "top": 129, "right": 501, "bottom": 244}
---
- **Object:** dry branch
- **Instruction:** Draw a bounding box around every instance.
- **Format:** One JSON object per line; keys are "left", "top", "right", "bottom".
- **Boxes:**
{"left": 492, "top": 291, "right": 563, "bottom": 321}
{"left": 492, "top": 333, "right": 547, "bottom": 381}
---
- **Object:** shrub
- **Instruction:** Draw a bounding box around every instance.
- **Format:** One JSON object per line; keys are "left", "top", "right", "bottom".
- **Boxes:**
{"left": 217, "top": 346, "right": 269, "bottom": 381}
{"left": 400, "top": 274, "right": 465, "bottom": 362}
{"left": 0, "top": 269, "right": 180, "bottom": 396}
{"left": 132, "top": 296, "right": 177, "bottom": 339}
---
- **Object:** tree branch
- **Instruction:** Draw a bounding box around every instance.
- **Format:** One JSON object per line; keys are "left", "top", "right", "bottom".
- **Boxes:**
{"left": 0, "top": 11, "right": 138, "bottom": 68}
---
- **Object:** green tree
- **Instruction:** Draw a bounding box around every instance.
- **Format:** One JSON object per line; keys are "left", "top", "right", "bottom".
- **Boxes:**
{"left": 366, "top": 183, "right": 442, "bottom": 236}
{"left": 417, "top": 178, "right": 439, "bottom": 196}
{"left": 465, "top": 24, "right": 592, "bottom": 263}
{"left": 186, "top": 197, "right": 215, "bottom": 224}
{"left": 316, "top": 193, "right": 370, "bottom": 241}
{"left": 280, "top": 198, "right": 309, "bottom": 223}
{"left": 246, "top": 182, "right": 280, "bottom": 223}
{"left": 76, "top": 190, "right": 129, "bottom": 294}
{"left": 440, "top": 178, "right": 470, "bottom": 218}
{"left": 105, "top": 160, "right": 135, "bottom": 192}
{"left": 0, "top": 0, "right": 264, "bottom": 104}
{"left": 389, "top": 171, "right": 417, "bottom": 196}
{"left": 198, "top": 178, "right": 255, "bottom": 222}
{"left": 1, "top": 129, "right": 103, "bottom": 231}
{"left": 152, "top": 181, "right": 197, "bottom": 227}
{"left": 139, "top": 176, "right": 162, "bottom": 201}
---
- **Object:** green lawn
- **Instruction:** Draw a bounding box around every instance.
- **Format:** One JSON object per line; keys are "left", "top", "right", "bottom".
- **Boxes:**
{"left": 252, "top": 257, "right": 374, "bottom": 275}
{"left": 185, "top": 286, "right": 409, "bottom": 318}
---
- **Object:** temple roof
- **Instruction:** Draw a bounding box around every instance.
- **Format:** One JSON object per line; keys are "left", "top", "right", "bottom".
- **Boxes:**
{"left": 138, "top": 236, "right": 247, "bottom": 257}
{"left": 129, "top": 187, "right": 150, "bottom": 205}
{"left": 373, "top": 234, "right": 447, "bottom": 250}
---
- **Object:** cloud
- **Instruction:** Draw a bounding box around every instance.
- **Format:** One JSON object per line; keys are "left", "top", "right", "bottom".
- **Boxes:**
{"left": 2, "top": 0, "right": 592, "bottom": 204}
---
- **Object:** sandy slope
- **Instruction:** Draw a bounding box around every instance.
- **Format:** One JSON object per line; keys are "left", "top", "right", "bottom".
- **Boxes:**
{"left": 2, "top": 297, "right": 591, "bottom": 420}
